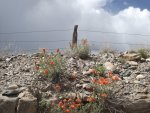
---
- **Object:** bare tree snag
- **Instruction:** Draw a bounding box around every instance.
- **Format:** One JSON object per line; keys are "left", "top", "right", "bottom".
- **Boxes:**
{"left": 72, "top": 25, "right": 78, "bottom": 49}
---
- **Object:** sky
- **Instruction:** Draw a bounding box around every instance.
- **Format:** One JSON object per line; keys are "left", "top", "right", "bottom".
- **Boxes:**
{"left": 0, "top": 0, "right": 150, "bottom": 52}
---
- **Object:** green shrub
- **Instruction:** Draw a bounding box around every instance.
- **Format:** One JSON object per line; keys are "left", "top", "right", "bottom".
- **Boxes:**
{"left": 64, "top": 39, "right": 91, "bottom": 59}
{"left": 95, "top": 64, "right": 106, "bottom": 76}
{"left": 77, "top": 39, "right": 91, "bottom": 59}
{"left": 137, "top": 48, "right": 149, "bottom": 59}
{"left": 100, "top": 47, "right": 115, "bottom": 54}
{"left": 39, "top": 99, "right": 47, "bottom": 110}
{"left": 35, "top": 48, "right": 65, "bottom": 80}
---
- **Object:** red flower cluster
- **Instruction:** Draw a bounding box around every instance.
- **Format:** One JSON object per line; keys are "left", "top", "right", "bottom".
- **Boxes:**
{"left": 50, "top": 61, "right": 55, "bottom": 66}
{"left": 92, "top": 77, "right": 110, "bottom": 85}
{"left": 92, "top": 71, "right": 120, "bottom": 85}
{"left": 43, "top": 69, "right": 49, "bottom": 75}
{"left": 58, "top": 98, "right": 82, "bottom": 113}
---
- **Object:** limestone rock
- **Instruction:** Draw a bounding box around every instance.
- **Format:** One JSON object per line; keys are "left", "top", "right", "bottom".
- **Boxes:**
{"left": 127, "top": 61, "right": 138, "bottom": 66}
{"left": 124, "top": 97, "right": 150, "bottom": 113}
{"left": 104, "top": 62, "right": 115, "bottom": 71}
{"left": 146, "top": 58, "right": 150, "bottom": 62}
{"left": 17, "top": 91, "right": 37, "bottom": 113}
{"left": 123, "top": 53, "right": 141, "bottom": 61}
{"left": 8, "top": 84, "right": 18, "bottom": 90}
{"left": 136, "top": 74, "right": 146, "bottom": 80}
{"left": 0, "top": 94, "right": 19, "bottom": 113}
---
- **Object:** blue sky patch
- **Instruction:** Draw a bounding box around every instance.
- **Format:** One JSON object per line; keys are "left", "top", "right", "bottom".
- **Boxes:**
{"left": 104, "top": 0, "right": 150, "bottom": 13}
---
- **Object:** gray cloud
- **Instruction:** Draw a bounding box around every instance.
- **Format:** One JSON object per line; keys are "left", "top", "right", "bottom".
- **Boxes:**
{"left": 0, "top": 0, "right": 150, "bottom": 51}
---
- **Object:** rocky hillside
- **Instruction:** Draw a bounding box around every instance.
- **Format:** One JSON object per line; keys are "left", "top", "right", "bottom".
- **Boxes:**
{"left": 0, "top": 51, "right": 150, "bottom": 113}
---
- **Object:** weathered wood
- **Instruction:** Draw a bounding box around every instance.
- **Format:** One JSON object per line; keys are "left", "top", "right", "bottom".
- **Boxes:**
{"left": 72, "top": 25, "right": 78, "bottom": 49}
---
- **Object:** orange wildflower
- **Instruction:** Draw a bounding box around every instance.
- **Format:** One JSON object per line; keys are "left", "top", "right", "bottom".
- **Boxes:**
{"left": 50, "top": 61, "right": 55, "bottom": 66}
{"left": 58, "top": 101, "right": 63, "bottom": 107}
{"left": 75, "top": 98, "right": 81, "bottom": 103}
{"left": 70, "top": 104, "right": 75, "bottom": 109}
{"left": 98, "top": 77, "right": 110, "bottom": 85}
{"left": 43, "top": 69, "right": 49, "bottom": 75}
{"left": 100, "top": 93, "right": 108, "bottom": 98}
{"left": 65, "top": 109, "right": 70, "bottom": 113}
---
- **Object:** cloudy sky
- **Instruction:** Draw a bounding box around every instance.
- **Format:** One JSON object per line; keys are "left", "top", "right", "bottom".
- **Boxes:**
{"left": 0, "top": 0, "right": 150, "bottom": 51}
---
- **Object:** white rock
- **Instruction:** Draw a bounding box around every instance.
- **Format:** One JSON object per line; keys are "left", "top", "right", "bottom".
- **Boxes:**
{"left": 6, "top": 58, "right": 11, "bottom": 62}
{"left": 123, "top": 53, "right": 140, "bottom": 61}
{"left": 82, "top": 69, "right": 95, "bottom": 75}
{"left": 104, "top": 62, "right": 115, "bottom": 71}
{"left": 134, "top": 80, "right": 141, "bottom": 84}
{"left": 82, "top": 84, "right": 90, "bottom": 89}
{"left": 146, "top": 58, "right": 150, "bottom": 62}
{"left": 127, "top": 61, "right": 138, "bottom": 66}
{"left": 136, "top": 74, "right": 146, "bottom": 80}
{"left": 8, "top": 84, "right": 18, "bottom": 90}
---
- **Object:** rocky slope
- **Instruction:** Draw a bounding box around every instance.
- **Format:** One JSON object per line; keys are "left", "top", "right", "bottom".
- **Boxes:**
{"left": 0, "top": 51, "right": 150, "bottom": 113}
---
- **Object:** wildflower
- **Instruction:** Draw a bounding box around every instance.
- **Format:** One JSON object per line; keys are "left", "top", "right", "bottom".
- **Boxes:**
{"left": 50, "top": 61, "right": 55, "bottom": 66}
{"left": 100, "top": 93, "right": 108, "bottom": 98}
{"left": 43, "top": 69, "right": 49, "bottom": 75}
{"left": 65, "top": 109, "right": 70, "bottom": 113}
{"left": 58, "top": 101, "right": 63, "bottom": 107}
{"left": 86, "top": 97, "right": 96, "bottom": 102}
{"left": 70, "top": 104, "right": 75, "bottom": 109}
{"left": 75, "top": 98, "right": 81, "bottom": 103}
{"left": 112, "top": 75, "right": 120, "bottom": 81}
{"left": 98, "top": 77, "right": 110, "bottom": 85}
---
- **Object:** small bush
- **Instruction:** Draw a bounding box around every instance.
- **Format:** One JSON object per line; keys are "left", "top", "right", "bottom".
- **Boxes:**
{"left": 49, "top": 71, "right": 120, "bottom": 113}
{"left": 65, "top": 39, "right": 91, "bottom": 59}
{"left": 77, "top": 39, "right": 91, "bottom": 59}
{"left": 35, "top": 48, "right": 65, "bottom": 81}
{"left": 100, "top": 47, "right": 115, "bottom": 54}
{"left": 39, "top": 99, "right": 47, "bottom": 110}
{"left": 96, "top": 65, "right": 106, "bottom": 76}
{"left": 137, "top": 48, "right": 149, "bottom": 59}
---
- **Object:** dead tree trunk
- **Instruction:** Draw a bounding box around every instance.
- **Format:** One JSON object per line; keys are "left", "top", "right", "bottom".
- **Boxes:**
{"left": 71, "top": 25, "right": 78, "bottom": 49}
